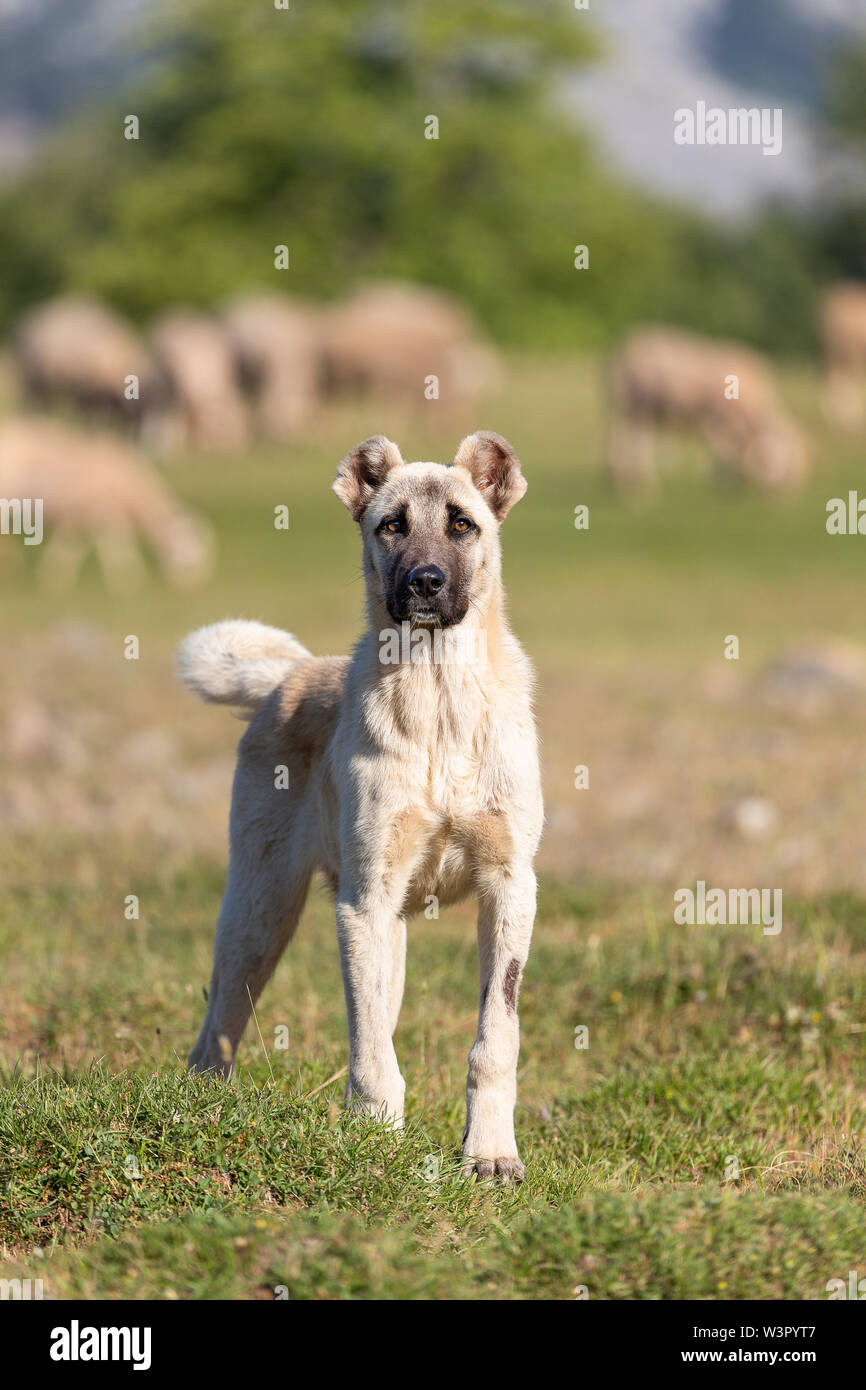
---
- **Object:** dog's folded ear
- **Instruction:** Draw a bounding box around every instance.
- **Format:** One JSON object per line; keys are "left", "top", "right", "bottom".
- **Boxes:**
{"left": 333, "top": 435, "right": 404, "bottom": 521}
{"left": 453, "top": 431, "right": 526, "bottom": 520}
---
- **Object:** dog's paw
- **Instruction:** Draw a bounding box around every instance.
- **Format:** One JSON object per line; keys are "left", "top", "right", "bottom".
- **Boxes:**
{"left": 188, "top": 1034, "right": 233, "bottom": 1078}
{"left": 461, "top": 1155, "right": 525, "bottom": 1184}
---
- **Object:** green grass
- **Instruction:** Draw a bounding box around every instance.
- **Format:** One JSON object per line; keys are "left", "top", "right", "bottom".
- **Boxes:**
{"left": 5, "top": 1194, "right": 866, "bottom": 1301}
{"left": 3, "top": 861, "right": 866, "bottom": 1297}
{"left": 3, "top": 354, "right": 866, "bottom": 1297}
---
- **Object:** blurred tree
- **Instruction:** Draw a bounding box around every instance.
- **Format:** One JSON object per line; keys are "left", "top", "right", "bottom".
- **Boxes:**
{"left": 811, "top": 39, "right": 866, "bottom": 290}
{"left": 829, "top": 38, "right": 866, "bottom": 150}
{"left": 0, "top": 0, "right": 821, "bottom": 352}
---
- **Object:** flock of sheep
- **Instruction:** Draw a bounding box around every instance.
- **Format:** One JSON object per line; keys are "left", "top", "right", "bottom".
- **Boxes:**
{"left": 11, "top": 283, "right": 498, "bottom": 449}
{"left": 2, "top": 278, "right": 866, "bottom": 590}
{"left": 0, "top": 282, "right": 497, "bottom": 589}
{"left": 609, "top": 283, "right": 866, "bottom": 494}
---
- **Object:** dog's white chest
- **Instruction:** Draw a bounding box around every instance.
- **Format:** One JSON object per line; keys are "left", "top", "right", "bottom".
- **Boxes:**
{"left": 427, "top": 738, "right": 485, "bottom": 816}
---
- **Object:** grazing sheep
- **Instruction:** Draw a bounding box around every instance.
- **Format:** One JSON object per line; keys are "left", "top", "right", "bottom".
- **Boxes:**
{"left": 821, "top": 282, "right": 866, "bottom": 430}
{"left": 222, "top": 293, "right": 321, "bottom": 441}
{"left": 148, "top": 310, "right": 249, "bottom": 453}
{"left": 12, "top": 295, "right": 152, "bottom": 426}
{"left": 607, "top": 325, "right": 809, "bottom": 492}
{"left": 320, "top": 282, "right": 499, "bottom": 418}
{"left": 0, "top": 416, "right": 214, "bottom": 591}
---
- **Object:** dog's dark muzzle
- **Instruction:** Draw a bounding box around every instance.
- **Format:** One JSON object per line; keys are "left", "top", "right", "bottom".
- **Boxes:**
{"left": 388, "top": 563, "right": 465, "bottom": 627}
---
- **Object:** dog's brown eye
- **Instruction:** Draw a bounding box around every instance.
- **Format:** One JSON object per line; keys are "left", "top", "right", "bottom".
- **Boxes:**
{"left": 453, "top": 517, "right": 472, "bottom": 533}
{"left": 384, "top": 519, "right": 402, "bottom": 534}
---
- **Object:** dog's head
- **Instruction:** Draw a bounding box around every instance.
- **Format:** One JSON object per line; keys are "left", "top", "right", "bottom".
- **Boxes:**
{"left": 333, "top": 431, "right": 526, "bottom": 629}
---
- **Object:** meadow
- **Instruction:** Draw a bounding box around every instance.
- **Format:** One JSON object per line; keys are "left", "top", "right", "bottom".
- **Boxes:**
{"left": 2, "top": 355, "right": 866, "bottom": 1299}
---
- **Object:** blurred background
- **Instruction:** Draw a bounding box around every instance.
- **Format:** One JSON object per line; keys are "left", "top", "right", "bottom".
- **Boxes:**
{"left": 2, "top": 0, "right": 865, "bottom": 888}
{"left": 3, "top": 0, "right": 866, "bottom": 345}
{"left": 3, "top": 0, "right": 866, "bottom": 1298}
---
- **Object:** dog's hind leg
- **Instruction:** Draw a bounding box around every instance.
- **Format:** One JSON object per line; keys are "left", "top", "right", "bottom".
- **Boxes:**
{"left": 389, "top": 916, "right": 407, "bottom": 1035}
{"left": 189, "top": 846, "right": 312, "bottom": 1077}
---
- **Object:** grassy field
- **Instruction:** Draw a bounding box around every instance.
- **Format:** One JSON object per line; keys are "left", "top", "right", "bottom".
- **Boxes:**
{"left": 2, "top": 355, "right": 866, "bottom": 1299}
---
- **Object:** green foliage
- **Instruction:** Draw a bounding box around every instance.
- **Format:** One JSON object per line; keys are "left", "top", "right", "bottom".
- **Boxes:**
{"left": 0, "top": 0, "right": 824, "bottom": 352}
{"left": 828, "top": 39, "right": 866, "bottom": 148}
{"left": 811, "top": 40, "right": 866, "bottom": 288}
{"left": 0, "top": 0, "right": 598, "bottom": 342}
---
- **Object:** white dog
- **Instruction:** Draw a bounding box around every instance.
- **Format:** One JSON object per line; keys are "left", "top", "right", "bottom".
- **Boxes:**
{"left": 178, "top": 431, "right": 543, "bottom": 1181}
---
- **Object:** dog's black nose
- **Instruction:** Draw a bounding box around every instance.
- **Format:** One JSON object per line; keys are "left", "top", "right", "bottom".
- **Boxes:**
{"left": 407, "top": 565, "right": 446, "bottom": 600}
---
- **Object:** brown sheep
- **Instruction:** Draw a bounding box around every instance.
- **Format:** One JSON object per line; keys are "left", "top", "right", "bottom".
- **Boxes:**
{"left": 12, "top": 295, "right": 152, "bottom": 426}
{"left": 222, "top": 293, "right": 321, "bottom": 441}
{"left": 320, "top": 282, "right": 499, "bottom": 420}
{"left": 607, "top": 325, "right": 809, "bottom": 493}
{"left": 148, "top": 310, "right": 249, "bottom": 453}
{"left": 821, "top": 282, "right": 866, "bottom": 430}
{"left": 0, "top": 416, "right": 214, "bottom": 591}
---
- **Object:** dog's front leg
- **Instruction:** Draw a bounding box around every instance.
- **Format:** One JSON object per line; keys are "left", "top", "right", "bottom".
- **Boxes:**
{"left": 336, "top": 887, "right": 407, "bottom": 1124}
{"left": 463, "top": 864, "right": 537, "bottom": 1183}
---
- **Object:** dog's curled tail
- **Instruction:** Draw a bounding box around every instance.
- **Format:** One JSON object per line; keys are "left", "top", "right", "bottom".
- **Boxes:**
{"left": 177, "top": 619, "right": 310, "bottom": 712}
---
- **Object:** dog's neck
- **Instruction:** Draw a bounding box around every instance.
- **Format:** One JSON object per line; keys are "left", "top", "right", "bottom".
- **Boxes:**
{"left": 356, "top": 581, "right": 512, "bottom": 756}
{"left": 358, "top": 586, "right": 511, "bottom": 756}
{"left": 364, "top": 579, "right": 505, "bottom": 682}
